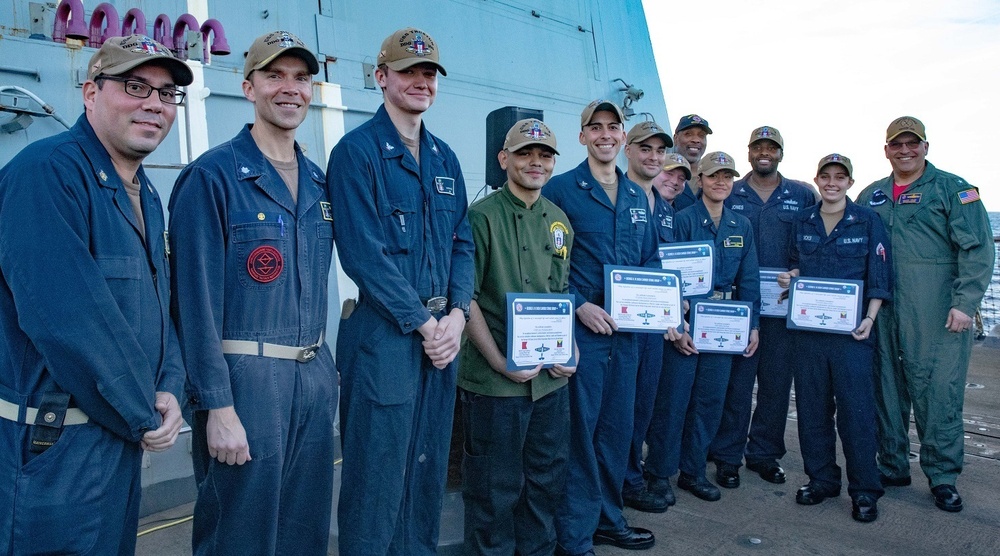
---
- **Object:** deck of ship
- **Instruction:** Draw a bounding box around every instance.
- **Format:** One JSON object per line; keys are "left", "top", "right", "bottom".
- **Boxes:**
{"left": 136, "top": 342, "right": 1000, "bottom": 555}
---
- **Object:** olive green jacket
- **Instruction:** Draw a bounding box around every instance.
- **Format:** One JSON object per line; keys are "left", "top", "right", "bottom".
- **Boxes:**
{"left": 458, "top": 185, "right": 574, "bottom": 400}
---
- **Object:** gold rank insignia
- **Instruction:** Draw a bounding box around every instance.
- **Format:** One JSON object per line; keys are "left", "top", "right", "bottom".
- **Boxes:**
{"left": 551, "top": 221, "right": 569, "bottom": 259}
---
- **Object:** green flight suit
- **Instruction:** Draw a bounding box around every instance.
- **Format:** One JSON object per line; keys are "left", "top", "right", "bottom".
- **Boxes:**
{"left": 856, "top": 161, "right": 994, "bottom": 486}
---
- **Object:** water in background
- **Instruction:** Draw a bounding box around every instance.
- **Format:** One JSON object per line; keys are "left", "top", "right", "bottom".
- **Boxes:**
{"left": 984, "top": 212, "right": 1000, "bottom": 334}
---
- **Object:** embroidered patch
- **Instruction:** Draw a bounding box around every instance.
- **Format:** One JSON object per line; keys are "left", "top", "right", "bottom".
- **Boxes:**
{"left": 435, "top": 177, "right": 455, "bottom": 195}
{"left": 869, "top": 190, "right": 888, "bottom": 206}
{"left": 958, "top": 188, "right": 981, "bottom": 204}
{"left": 247, "top": 246, "right": 284, "bottom": 283}
{"left": 724, "top": 235, "right": 744, "bottom": 248}
{"left": 320, "top": 201, "right": 333, "bottom": 222}
{"left": 876, "top": 242, "right": 886, "bottom": 262}
{"left": 630, "top": 208, "right": 647, "bottom": 223}
{"left": 660, "top": 214, "right": 673, "bottom": 229}
{"left": 550, "top": 221, "right": 569, "bottom": 259}
{"left": 898, "top": 192, "right": 921, "bottom": 204}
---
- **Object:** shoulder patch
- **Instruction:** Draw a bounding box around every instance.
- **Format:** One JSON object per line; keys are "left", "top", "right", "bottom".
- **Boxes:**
{"left": 957, "top": 188, "right": 981, "bottom": 204}
{"left": 551, "top": 221, "right": 569, "bottom": 259}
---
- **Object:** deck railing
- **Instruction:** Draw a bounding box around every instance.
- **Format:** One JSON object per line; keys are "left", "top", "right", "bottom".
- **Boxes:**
{"left": 976, "top": 236, "right": 1000, "bottom": 338}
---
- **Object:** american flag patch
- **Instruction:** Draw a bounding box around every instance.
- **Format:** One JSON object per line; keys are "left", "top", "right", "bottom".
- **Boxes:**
{"left": 957, "top": 189, "right": 980, "bottom": 204}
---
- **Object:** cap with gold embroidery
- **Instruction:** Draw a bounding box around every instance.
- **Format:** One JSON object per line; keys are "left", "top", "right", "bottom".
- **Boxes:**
{"left": 378, "top": 28, "right": 446, "bottom": 76}
{"left": 580, "top": 99, "right": 625, "bottom": 128}
{"left": 662, "top": 152, "right": 692, "bottom": 180}
{"left": 674, "top": 114, "right": 712, "bottom": 134}
{"left": 816, "top": 153, "right": 853, "bottom": 178}
{"left": 698, "top": 151, "right": 740, "bottom": 177}
{"left": 503, "top": 119, "right": 559, "bottom": 155}
{"left": 87, "top": 35, "right": 193, "bottom": 86}
{"left": 886, "top": 116, "right": 926, "bottom": 142}
{"left": 748, "top": 125, "right": 783, "bottom": 148}
{"left": 244, "top": 31, "right": 320, "bottom": 79}
{"left": 627, "top": 121, "right": 673, "bottom": 147}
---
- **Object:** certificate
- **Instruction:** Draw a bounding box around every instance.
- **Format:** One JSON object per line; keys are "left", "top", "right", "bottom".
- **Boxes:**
{"left": 786, "top": 278, "right": 864, "bottom": 334}
{"left": 689, "top": 300, "right": 752, "bottom": 354}
{"left": 506, "top": 294, "right": 576, "bottom": 371}
{"left": 603, "top": 265, "right": 683, "bottom": 333}
{"left": 658, "top": 241, "right": 713, "bottom": 297}
{"left": 759, "top": 267, "right": 789, "bottom": 318}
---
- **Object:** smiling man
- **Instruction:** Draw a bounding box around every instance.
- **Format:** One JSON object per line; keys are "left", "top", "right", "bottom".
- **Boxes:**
{"left": 169, "top": 31, "right": 336, "bottom": 555}
{"left": 0, "top": 35, "right": 190, "bottom": 554}
{"left": 459, "top": 119, "right": 576, "bottom": 555}
{"left": 328, "top": 27, "right": 474, "bottom": 555}
{"left": 543, "top": 100, "right": 660, "bottom": 555}
{"left": 709, "top": 126, "right": 816, "bottom": 491}
{"left": 856, "top": 116, "right": 994, "bottom": 513}
{"left": 671, "top": 114, "right": 712, "bottom": 211}
{"left": 652, "top": 153, "right": 692, "bottom": 207}
{"left": 622, "top": 121, "right": 676, "bottom": 513}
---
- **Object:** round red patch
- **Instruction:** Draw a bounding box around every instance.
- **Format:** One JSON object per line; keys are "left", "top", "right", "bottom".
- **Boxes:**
{"left": 247, "top": 245, "right": 283, "bottom": 283}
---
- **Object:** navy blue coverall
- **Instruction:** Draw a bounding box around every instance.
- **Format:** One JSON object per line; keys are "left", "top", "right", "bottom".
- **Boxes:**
{"left": 645, "top": 201, "right": 760, "bottom": 481}
{"left": 542, "top": 160, "right": 659, "bottom": 555}
{"left": 789, "top": 200, "right": 891, "bottom": 499}
{"left": 0, "top": 115, "right": 184, "bottom": 555}
{"left": 711, "top": 176, "right": 815, "bottom": 468}
{"left": 673, "top": 180, "right": 698, "bottom": 212}
{"left": 624, "top": 193, "right": 675, "bottom": 496}
{"left": 328, "top": 105, "right": 474, "bottom": 555}
{"left": 169, "top": 125, "right": 337, "bottom": 555}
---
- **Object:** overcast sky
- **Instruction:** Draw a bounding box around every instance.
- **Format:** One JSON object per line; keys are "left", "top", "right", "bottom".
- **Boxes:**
{"left": 643, "top": 0, "right": 1000, "bottom": 212}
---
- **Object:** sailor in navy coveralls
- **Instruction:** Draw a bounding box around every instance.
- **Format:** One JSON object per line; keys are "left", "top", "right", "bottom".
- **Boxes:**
{"left": 778, "top": 154, "right": 892, "bottom": 523}
{"left": 644, "top": 152, "right": 761, "bottom": 504}
{"left": 169, "top": 32, "right": 337, "bottom": 555}
{"left": 327, "top": 28, "right": 474, "bottom": 555}
{"left": 543, "top": 100, "right": 659, "bottom": 555}
{"left": 0, "top": 36, "right": 190, "bottom": 555}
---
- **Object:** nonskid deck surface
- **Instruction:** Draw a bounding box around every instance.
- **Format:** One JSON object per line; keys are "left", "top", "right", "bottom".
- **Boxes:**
{"left": 137, "top": 343, "right": 1000, "bottom": 555}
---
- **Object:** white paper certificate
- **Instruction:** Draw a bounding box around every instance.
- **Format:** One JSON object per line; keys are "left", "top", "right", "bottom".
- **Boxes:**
{"left": 658, "top": 242, "right": 714, "bottom": 297}
{"left": 759, "top": 268, "right": 789, "bottom": 318}
{"left": 786, "top": 278, "right": 864, "bottom": 335}
{"left": 506, "top": 294, "right": 576, "bottom": 370}
{"left": 690, "top": 300, "right": 752, "bottom": 354}
{"left": 603, "top": 266, "right": 683, "bottom": 333}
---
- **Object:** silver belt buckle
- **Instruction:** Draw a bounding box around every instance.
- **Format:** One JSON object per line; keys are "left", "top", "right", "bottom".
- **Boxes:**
{"left": 296, "top": 343, "right": 319, "bottom": 363}
{"left": 425, "top": 296, "right": 448, "bottom": 313}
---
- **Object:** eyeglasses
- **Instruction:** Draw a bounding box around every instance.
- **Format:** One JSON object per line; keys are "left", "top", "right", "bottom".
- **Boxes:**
{"left": 97, "top": 75, "right": 186, "bottom": 105}
{"left": 886, "top": 139, "right": 923, "bottom": 151}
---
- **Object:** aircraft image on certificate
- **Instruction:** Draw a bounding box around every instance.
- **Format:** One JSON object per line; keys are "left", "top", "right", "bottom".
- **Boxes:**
{"left": 689, "top": 300, "right": 752, "bottom": 354}
{"left": 760, "top": 267, "right": 790, "bottom": 318}
{"left": 603, "top": 265, "right": 683, "bottom": 333}
{"left": 505, "top": 293, "right": 576, "bottom": 371}
{"left": 787, "top": 278, "right": 864, "bottom": 335}
{"left": 658, "top": 241, "right": 713, "bottom": 297}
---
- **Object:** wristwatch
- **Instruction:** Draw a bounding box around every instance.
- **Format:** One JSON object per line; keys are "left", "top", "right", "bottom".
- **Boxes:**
{"left": 450, "top": 301, "right": 471, "bottom": 321}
